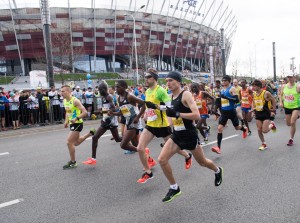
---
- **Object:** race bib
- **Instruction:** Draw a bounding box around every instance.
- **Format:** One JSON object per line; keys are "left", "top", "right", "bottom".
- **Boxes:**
{"left": 196, "top": 100, "right": 202, "bottom": 109}
{"left": 284, "top": 95, "right": 295, "bottom": 103}
{"left": 172, "top": 118, "right": 186, "bottom": 131}
{"left": 146, "top": 108, "right": 157, "bottom": 122}
{"left": 221, "top": 98, "right": 229, "bottom": 107}
{"left": 65, "top": 106, "right": 72, "bottom": 118}
{"left": 255, "top": 99, "right": 263, "bottom": 111}
{"left": 120, "top": 105, "right": 130, "bottom": 117}
{"left": 242, "top": 96, "right": 249, "bottom": 104}
{"left": 102, "top": 107, "right": 109, "bottom": 119}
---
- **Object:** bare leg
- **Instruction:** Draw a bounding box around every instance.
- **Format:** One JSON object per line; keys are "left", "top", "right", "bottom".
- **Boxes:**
{"left": 191, "top": 145, "right": 218, "bottom": 172}
{"left": 67, "top": 131, "right": 80, "bottom": 161}
{"left": 91, "top": 127, "right": 107, "bottom": 158}
{"left": 120, "top": 129, "right": 138, "bottom": 152}
{"left": 137, "top": 129, "right": 154, "bottom": 172}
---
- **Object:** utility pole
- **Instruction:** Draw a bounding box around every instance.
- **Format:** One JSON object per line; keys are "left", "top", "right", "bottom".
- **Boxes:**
{"left": 272, "top": 42, "right": 276, "bottom": 82}
{"left": 40, "top": 0, "right": 54, "bottom": 87}
{"left": 220, "top": 28, "right": 226, "bottom": 76}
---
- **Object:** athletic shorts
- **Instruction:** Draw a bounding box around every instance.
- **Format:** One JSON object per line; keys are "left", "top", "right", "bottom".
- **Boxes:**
{"left": 200, "top": 114, "right": 209, "bottom": 119}
{"left": 145, "top": 125, "right": 171, "bottom": 138}
{"left": 0, "top": 110, "right": 5, "bottom": 118}
{"left": 284, "top": 107, "right": 300, "bottom": 115}
{"left": 255, "top": 111, "right": 271, "bottom": 121}
{"left": 219, "top": 110, "right": 239, "bottom": 127}
{"left": 241, "top": 107, "right": 251, "bottom": 113}
{"left": 70, "top": 123, "right": 83, "bottom": 132}
{"left": 234, "top": 103, "right": 241, "bottom": 109}
{"left": 120, "top": 115, "right": 126, "bottom": 125}
{"left": 171, "top": 128, "right": 200, "bottom": 150}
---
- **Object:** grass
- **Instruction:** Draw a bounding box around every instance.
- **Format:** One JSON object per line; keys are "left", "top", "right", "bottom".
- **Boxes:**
{"left": 0, "top": 76, "right": 14, "bottom": 85}
{"left": 54, "top": 72, "right": 120, "bottom": 81}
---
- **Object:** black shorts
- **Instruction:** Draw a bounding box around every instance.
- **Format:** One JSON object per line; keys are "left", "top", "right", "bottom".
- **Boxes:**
{"left": 219, "top": 110, "right": 239, "bottom": 127}
{"left": 171, "top": 128, "right": 200, "bottom": 150}
{"left": 0, "top": 110, "right": 5, "bottom": 118}
{"left": 120, "top": 115, "right": 126, "bottom": 125}
{"left": 255, "top": 111, "right": 271, "bottom": 121}
{"left": 284, "top": 107, "right": 300, "bottom": 115}
{"left": 70, "top": 123, "right": 83, "bottom": 132}
{"left": 145, "top": 125, "right": 171, "bottom": 138}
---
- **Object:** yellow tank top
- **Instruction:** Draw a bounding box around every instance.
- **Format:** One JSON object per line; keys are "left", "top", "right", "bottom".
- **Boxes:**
{"left": 63, "top": 97, "right": 83, "bottom": 124}
{"left": 145, "top": 85, "right": 170, "bottom": 128}
{"left": 253, "top": 90, "right": 271, "bottom": 112}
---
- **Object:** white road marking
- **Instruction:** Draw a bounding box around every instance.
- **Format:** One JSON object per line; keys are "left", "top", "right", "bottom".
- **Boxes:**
{"left": 202, "top": 134, "right": 239, "bottom": 147}
{"left": 0, "top": 152, "right": 9, "bottom": 156}
{"left": 87, "top": 134, "right": 112, "bottom": 140}
{"left": 0, "top": 199, "right": 23, "bottom": 209}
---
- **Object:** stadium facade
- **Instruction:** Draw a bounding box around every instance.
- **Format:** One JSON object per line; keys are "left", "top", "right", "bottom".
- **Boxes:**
{"left": 0, "top": 0, "right": 237, "bottom": 76}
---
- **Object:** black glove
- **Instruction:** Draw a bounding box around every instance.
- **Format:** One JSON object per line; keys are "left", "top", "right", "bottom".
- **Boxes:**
{"left": 101, "top": 117, "right": 111, "bottom": 128}
{"left": 145, "top": 101, "right": 157, "bottom": 109}
{"left": 166, "top": 107, "right": 180, "bottom": 118}
{"left": 220, "top": 94, "right": 227, "bottom": 99}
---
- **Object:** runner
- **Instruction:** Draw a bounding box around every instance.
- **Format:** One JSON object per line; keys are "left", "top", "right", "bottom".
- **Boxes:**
{"left": 61, "top": 85, "right": 96, "bottom": 169}
{"left": 279, "top": 74, "right": 300, "bottom": 146}
{"left": 240, "top": 79, "right": 253, "bottom": 135}
{"left": 136, "top": 68, "right": 193, "bottom": 184}
{"left": 233, "top": 79, "right": 244, "bottom": 124}
{"left": 190, "top": 82, "right": 215, "bottom": 143}
{"left": 82, "top": 81, "right": 122, "bottom": 165}
{"left": 212, "top": 80, "right": 222, "bottom": 120}
{"left": 158, "top": 71, "right": 223, "bottom": 203}
{"left": 251, "top": 80, "right": 277, "bottom": 150}
{"left": 211, "top": 75, "right": 248, "bottom": 154}
{"left": 108, "top": 80, "right": 147, "bottom": 155}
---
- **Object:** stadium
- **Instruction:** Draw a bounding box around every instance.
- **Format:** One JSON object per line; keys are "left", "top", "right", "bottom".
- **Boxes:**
{"left": 0, "top": 0, "right": 237, "bottom": 77}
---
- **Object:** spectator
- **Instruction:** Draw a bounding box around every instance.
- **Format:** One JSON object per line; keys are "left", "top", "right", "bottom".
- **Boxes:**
{"left": 19, "top": 90, "right": 29, "bottom": 126}
{"left": 48, "top": 86, "right": 61, "bottom": 122}
{"left": 36, "top": 87, "right": 47, "bottom": 124}
{"left": 85, "top": 87, "right": 94, "bottom": 118}
{"left": 8, "top": 92, "right": 20, "bottom": 129}
{"left": 0, "top": 90, "right": 9, "bottom": 130}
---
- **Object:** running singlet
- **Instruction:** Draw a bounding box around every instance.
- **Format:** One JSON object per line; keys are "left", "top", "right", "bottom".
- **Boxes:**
{"left": 194, "top": 92, "right": 208, "bottom": 115}
{"left": 171, "top": 91, "right": 195, "bottom": 131}
{"left": 221, "top": 86, "right": 235, "bottom": 111}
{"left": 102, "top": 96, "right": 118, "bottom": 125}
{"left": 253, "top": 90, "right": 271, "bottom": 112}
{"left": 145, "top": 85, "right": 170, "bottom": 128}
{"left": 63, "top": 97, "right": 83, "bottom": 124}
{"left": 118, "top": 92, "right": 142, "bottom": 129}
{"left": 241, "top": 88, "right": 252, "bottom": 108}
{"left": 283, "top": 84, "right": 299, "bottom": 109}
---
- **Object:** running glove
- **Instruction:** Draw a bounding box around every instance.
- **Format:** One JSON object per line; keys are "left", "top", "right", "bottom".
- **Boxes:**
{"left": 145, "top": 101, "right": 157, "bottom": 109}
{"left": 166, "top": 107, "right": 180, "bottom": 118}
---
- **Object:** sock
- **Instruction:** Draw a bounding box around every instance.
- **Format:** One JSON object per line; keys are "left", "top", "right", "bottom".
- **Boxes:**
{"left": 215, "top": 167, "right": 220, "bottom": 174}
{"left": 217, "top": 133, "right": 222, "bottom": 148}
{"left": 71, "top": 160, "right": 76, "bottom": 163}
{"left": 170, "top": 183, "right": 178, "bottom": 190}
{"left": 88, "top": 112, "right": 91, "bottom": 117}
{"left": 185, "top": 153, "right": 191, "bottom": 160}
{"left": 91, "top": 158, "right": 96, "bottom": 161}
{"left": 241, "top": 119, "right": 245, "bottom": 126}
{"left": 241, "top": 126, "right": 246, "bottom": 132}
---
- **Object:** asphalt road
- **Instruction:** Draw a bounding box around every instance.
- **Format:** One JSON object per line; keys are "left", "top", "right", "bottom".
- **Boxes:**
{"left": 0, "top": 113, "right": 300, "bottom": 223}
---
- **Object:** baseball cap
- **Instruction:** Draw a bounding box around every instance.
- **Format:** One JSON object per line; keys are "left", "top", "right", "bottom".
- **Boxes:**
{"left": 10, "top": 93, "right": 15, "bottom": 97}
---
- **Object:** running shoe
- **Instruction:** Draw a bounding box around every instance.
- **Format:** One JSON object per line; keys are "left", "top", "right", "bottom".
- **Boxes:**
{"left": 185, "top": 153, "right": 193, "bottom": 170}
{"left": 248, "top": 130, "right": 252, "bottom": 136}
{"left": 63, "top": 161, "right": 77, "bottom": 169}
{"left": 124, "top": 150, "right": 136, "bottom": 155}
{"left": 89, "top": 128, "right": 96, "bottom": 135}
{"left": 258, "top": 144, "right": 268, "bottom": 151}
{"left": 204, "top": 137, "right": 209, "bottom": 143}
{"left": 287, "top": 139, "right": 294, "bottom": 146}
{"left": 200, "top": 142, "right": 206, "bottom": 145}
{"left": 215, "top": 167, "right": 223, "bottom": 186}
{"left": 206, "top": 126, "right": 211, "bottom": 135}
{"left": 137, "top": 172, "right": 153, "bottom": 183}
{"left": 242, "top": 127, "right": 248, "bottom": 139}
{"left": 162, "top": 187, "right": 182, "bottom": 203}
{"left": 148, "top": 157, "right": 157, "bottom": 168}
{"left": 212, "top": 146, "right": 221, "bottom": 154}
{"left": 270, "top": 121, "right": 277, "bottom": 133}
{"left": 82, "top": 157, "right": 97, "bottom": 165}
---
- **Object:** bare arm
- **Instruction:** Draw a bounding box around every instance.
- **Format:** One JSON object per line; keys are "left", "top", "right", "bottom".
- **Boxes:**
{"left": 73, "top": 98, "right": 88, "bottom": 119}
{"left": 128, "top": 93, "right": 146, "bottom": 119}
{"left": 180, "top": 91, "right": 200, "bottom": 121}
{"left": 265, "top": 91, "right": 276, "bottom": 111}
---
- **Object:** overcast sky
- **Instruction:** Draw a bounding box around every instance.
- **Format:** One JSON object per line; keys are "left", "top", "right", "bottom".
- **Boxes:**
{"left": 227, "top": 0, "right": 300, "bottom": 79}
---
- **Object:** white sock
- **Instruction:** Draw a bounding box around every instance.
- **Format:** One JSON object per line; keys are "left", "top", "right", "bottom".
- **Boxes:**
{"left": 91, "top": 158, "right": 96, "bottom": 160}
{"left": 170, "top": 183, "right": 178, "bottom": 190}
{"left": 215, "top": 167, "right": 220, "bottom": 174}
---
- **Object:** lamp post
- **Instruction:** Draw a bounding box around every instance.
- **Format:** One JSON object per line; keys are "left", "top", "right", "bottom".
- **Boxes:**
{"left": 125, "top": 5, "right": 145, "bottom": 85}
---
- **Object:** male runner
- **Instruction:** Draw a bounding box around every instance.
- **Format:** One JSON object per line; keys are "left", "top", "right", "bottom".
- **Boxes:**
{"left": 211, "top": 75, "right": 248, "bottom": 154}
{"left": 233, "top": 79, "right": 244, "bottom": 124}
{"left": 279, "top": 74, "right": 300, "bottom": 146}
{"left": 61, "top": 85, "right": 95, "bottom": 169}
{"left": 212, "top": 80, "right": 222, "bottom": 120}
{"left": 158, "top": 71, "right": 223, "bottom": 203}
{"left": 136, "top": 68, "right": 192, "bottom": 184}
{"left": 251, "top": 80, "right": 277, "bottom": 150}
{"left": 82, "top": 81, "right": 122, "bottom": 165}
{"left": 240, "top": 79, "right": 253, "bottom": 135}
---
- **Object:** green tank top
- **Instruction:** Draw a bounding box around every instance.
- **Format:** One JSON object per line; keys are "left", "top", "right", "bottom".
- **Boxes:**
{"left": 63, "top": 97, "right": 83, "bottom": 124}
{"left": 283, "top": 84, "right": 300, "bottom": 109}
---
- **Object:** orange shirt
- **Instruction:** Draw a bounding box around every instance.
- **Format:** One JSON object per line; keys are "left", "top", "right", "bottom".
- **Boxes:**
{"left": 241, "top": 87, "right": 252, "bottom": 108}
{"left": 194, "top": 92, "right": 208, "bottom": 115}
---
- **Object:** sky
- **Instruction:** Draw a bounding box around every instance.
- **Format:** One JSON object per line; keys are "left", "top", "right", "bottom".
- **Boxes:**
{"left": 1, "top": 0, "right": 299, "bottom": 79}
{"left": 227, "top": 0, "right": 300, "bottom": 79}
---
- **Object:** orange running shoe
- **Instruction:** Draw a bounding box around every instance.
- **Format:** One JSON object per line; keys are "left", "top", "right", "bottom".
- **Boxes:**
{"left": 185, "top": 153, "right": 193, "bottom": 170}
{"left": 82, "top": 157, "right": 97, "bottom": 165}
{"left": 242, "top": 127, "right": 248, "bottom": 139}
{"left": 137, "top": 172, "right": 153, "bottom": 183}
{"left": 148, "top": 157, "right": 157, "bottom": 168}
{"left": 212, "top": 146, "right": 221, "bottom": 154}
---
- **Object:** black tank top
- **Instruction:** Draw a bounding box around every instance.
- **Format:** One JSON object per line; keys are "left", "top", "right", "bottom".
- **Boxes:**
{"left": 171, "top": 90, "right": 194, "bottom": 130}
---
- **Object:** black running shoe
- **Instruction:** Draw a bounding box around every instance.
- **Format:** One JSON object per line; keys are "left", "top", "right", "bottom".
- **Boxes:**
{"left": 63, "top": 161, "right": 77, "bottom": 170}
{"left": 162, "top": 187, "right": 182, "bottom": 203}
{"left": 215, "top": 167, "right": 223, "bottom": 186}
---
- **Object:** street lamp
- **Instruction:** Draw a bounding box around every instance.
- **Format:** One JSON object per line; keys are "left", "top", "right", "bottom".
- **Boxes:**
{"left": 124, "top": 5, "right": 145, "bottom": 85}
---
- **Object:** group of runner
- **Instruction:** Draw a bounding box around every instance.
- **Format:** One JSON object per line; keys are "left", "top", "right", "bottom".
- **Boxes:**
{"left": 60, "top": 68, "right": 300, "bottom": 203}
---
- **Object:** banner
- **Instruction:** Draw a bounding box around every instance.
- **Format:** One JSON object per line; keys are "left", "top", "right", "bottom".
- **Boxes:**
{"left": 29, "top": 70, "right": 48, "bottom": 88}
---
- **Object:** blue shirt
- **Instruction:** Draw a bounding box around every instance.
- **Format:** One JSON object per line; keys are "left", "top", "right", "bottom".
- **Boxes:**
{"left": 0, "top": 96, "right": 9, "bottom": 110}
{"left": 221, "top": 86, "right": 235, "bottom": 111}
